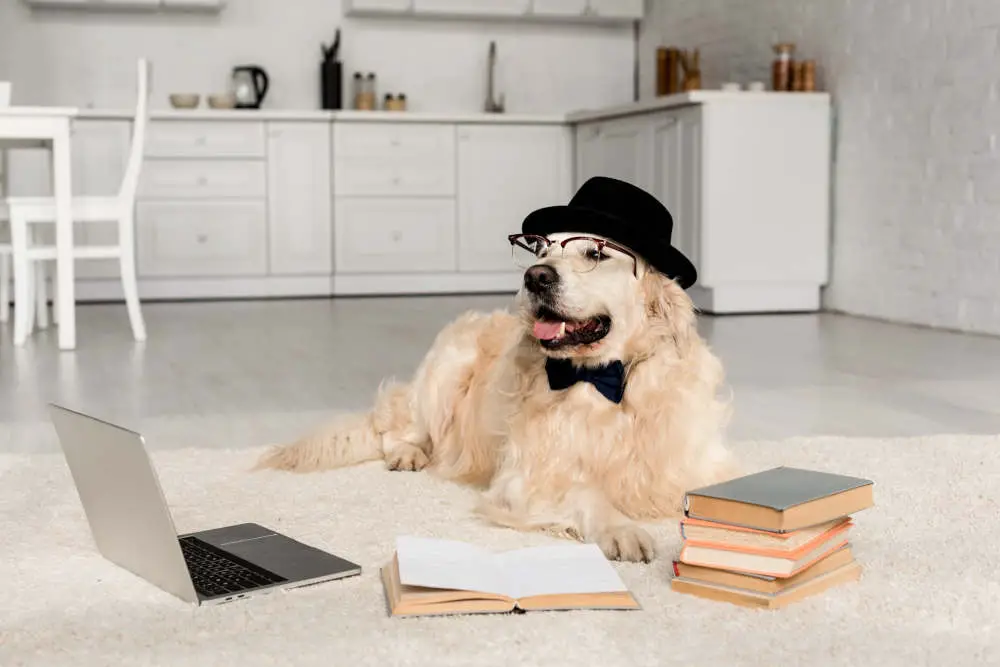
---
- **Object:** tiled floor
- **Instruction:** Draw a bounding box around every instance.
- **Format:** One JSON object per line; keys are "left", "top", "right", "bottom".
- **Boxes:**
{"left": 3, "top": 295, "right": 1000, "bottom": 451}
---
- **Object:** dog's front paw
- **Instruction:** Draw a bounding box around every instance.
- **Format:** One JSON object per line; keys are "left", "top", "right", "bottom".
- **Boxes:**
{"left": 595, "top": 523, "right": 655, "bottom": 563}
{"left": 385, "top": 444, "right": 429, "bottom": 472}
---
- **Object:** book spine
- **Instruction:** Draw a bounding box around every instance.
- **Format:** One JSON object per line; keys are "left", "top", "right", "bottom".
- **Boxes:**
{"left": 672, "top": 561, "right": 680, "bottom": 577}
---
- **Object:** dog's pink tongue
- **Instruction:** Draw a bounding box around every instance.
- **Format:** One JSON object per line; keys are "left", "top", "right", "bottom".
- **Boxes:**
{"left": 533, "top": 320, "right": 565, "bottom": 340}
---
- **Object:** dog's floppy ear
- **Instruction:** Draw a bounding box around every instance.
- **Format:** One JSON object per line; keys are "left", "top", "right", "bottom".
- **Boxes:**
{"left": 641, "top": 269, "right": 697, "bottom": 351}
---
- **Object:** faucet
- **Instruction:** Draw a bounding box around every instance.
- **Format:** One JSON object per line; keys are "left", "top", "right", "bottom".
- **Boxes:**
{"left": 484, "top": 40, "right": 505, "bottom": 113}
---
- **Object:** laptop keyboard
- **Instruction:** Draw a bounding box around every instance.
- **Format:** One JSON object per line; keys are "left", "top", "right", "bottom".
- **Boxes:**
{"left": 179, "top": 536, "right": 287, "bottom": 598}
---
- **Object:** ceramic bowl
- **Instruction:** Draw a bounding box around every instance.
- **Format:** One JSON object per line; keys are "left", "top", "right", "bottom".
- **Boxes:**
{"left": 207, "top": 93, "right": 236, "bottom": 109}
{"left": 169, "top": 93, "right": 200, "bottom": 109}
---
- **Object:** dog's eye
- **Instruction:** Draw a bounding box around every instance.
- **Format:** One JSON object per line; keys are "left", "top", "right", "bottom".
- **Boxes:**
{"left": 585, "top": 248, "right": 610, "bottom": 262}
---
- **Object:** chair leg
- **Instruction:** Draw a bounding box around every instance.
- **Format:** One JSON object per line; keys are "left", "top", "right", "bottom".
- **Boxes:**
{"left": 0, "top": 253, "right": 9, "bottom": 324}
{"left": 51, "top": 272, "right": 59, "bottom": 326}
{"left": 10, "top": 212, "right": 31, "bottom": 346}
{"left": 34, "top": 260, "right": 49, "bottom": 330}
{"left": 118, "top": 212, "right": 146, "bottom": 342}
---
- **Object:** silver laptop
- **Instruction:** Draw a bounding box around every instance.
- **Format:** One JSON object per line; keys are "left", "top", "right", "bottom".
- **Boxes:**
{"left": 48, "top": 404, "right": 362, "bottom": 606}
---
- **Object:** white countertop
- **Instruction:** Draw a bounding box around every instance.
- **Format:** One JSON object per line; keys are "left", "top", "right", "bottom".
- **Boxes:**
{"left": 74, "top": 92, "right": 831, "bottom": 125}
{"left": 78, "top": 108, "right": 567, "bottom": 124}
{"left": 564, "top": 90, "right": 832, "bottom": 123}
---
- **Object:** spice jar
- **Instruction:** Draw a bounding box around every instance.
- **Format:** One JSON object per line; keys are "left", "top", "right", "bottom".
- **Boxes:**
{"left": 772, "top": 43, "right": 795, "bottom": 91}
{"left": 802, "top": 60, "right": 817, "bottom": 91}
{"left": 791, "top": 61, "right": 805, "bottom": 91}
{"left": 354, "top": 72, "right": 376, "bottom": 110}
{"left": 351, "top": 72, "right": 363, "bottom": 109}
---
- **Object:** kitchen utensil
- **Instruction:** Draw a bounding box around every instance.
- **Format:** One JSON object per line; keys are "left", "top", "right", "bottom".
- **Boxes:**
{"left": 772, "top": 43, "right": 795, "bottom": 91}
{"left": 169, "top": 93, "right": 200, "bottom": 109}
{"left": 484, "top": 40, "right": 504, "bottom": 113}
{"left": 656, "top": 47, "right": 681, "bottom": 96}
{"left": 321, "top": 28, "right": 341, "bottom": 63}
{"left": 208, "top": 93, "right": 236, "bottom": 109}
{"left": 320, "top": 28, "right": 343, "bottom": 110}
{"left": 230, "top": 65, "right": 269, "bottom": 109}
{"left": 678, "top": 49, "right": 701, "bottom": 91}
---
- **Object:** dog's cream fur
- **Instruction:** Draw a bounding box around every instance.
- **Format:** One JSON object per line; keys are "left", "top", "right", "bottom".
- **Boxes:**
{"left": 256, "top": 233, "right": 739, "bottom": 562}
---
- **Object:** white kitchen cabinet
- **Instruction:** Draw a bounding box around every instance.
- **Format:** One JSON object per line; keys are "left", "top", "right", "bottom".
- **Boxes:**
{"left": 587, "top": 0, "right": 642, "bottom": 19}
{"left": 412, "top": 0, "right": 529, "bottom": 15}
{"left": 531, "top": 0, "right": 587, "bottom": 16}
{"left": 266, "top": 122, "right": 332, "bottom": 275}
{"left": 343, "top": 0, "right": 412, "bottom": 13}
{"left": 138, "top": 160, "right": 266, "bottom": 199}
{"left": 344, "top": 0, "right": 635, "bottom": 21}
{"left": 145, "top": 121, "right": 265, "bottom": 159}
{"left": 648, "top": 109, "right": 700, "bottom": 268}
{"left": 136, "top": 200, "right": 267, "bottom": 278}
{"left": 575, "top": 117, "right": 648, "bottom": 190}
{"left": 24, "top": 0, "right": 224, "bottom": 10}
{"left": 334, "top": 197, "right": 457, "bottom": 274}
{"left": 570, "top": 93, "right": 831, "bottom": 313}
{"left": 160, "top": 0, "right": 225, "bottom": 9}
{"left": 456, "top": 124, "right": 571, "bottom": 273}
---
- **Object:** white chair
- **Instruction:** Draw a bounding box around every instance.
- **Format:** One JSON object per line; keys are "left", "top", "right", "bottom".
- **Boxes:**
{"left": 0, "top": 80, "right": 11, "bottom": 325}
{"left": 8, "top": 58, "right": 149, "bottom": 346}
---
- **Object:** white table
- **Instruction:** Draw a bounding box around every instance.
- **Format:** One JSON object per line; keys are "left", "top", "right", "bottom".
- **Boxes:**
{"left": 0, "top": 106, "right": 77, "bottom": 350}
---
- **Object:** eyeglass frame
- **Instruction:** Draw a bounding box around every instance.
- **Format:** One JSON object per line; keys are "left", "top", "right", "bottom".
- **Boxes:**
{"left": 507, "top": 233, "right": 638, "bottom": 278}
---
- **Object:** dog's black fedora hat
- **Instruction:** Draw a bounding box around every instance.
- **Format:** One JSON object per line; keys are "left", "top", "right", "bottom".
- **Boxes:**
{"left": 521, "top": 176, "right": 697, "bottom": 289}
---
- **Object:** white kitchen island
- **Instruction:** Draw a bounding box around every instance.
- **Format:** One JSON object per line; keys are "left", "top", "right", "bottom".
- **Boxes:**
{"left": 568, "top": 91, "right": 833, "bottom": 314}
{"left": 4, "top": 91, "right": 831, "bottom": 313}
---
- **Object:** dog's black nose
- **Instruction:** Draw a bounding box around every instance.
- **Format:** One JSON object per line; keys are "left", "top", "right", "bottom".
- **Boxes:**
{"left": 524, "top": 264, "right": 559, "bottom": 294}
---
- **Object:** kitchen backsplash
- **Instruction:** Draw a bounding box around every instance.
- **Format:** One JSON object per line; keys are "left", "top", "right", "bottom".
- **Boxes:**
{"left": 0, "top": 0, "right": 634, "bottom": 113}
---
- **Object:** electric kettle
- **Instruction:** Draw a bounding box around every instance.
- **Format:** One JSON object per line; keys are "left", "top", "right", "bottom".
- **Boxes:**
{"left": 230, "top": 65, "right": 269, "bottom": 109}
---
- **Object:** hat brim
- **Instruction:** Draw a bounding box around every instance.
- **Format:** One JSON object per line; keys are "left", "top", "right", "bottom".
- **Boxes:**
{"left": 522, "top": 204, "right": 697, "bottom": 289}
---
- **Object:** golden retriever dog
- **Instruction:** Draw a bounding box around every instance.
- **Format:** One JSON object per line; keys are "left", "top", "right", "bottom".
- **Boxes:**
{"left": 256, "top": 177, "right": 738, "bottom": 562}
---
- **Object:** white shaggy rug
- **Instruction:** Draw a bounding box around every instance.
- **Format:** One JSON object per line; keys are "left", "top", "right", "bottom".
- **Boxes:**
{"left": 1, "top": 414, "right": 999, "bottom": 667}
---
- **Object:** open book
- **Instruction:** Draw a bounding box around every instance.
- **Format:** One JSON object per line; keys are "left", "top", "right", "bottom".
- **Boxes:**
{"left": 381, "top": 536, "right": 640, "bottom": 617}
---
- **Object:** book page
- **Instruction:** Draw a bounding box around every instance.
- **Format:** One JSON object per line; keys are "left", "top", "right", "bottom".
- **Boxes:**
{"left": 394, "top": 536, "right": 506, "bottom": 597}
{"left": 493, "top": 543, "right": 629, "bottom": 600}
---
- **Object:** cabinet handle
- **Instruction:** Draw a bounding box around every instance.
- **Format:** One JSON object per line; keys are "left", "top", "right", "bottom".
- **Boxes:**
{"left": 197, "top": 176, "right": 208, "bottom": 186}
{"left": 391, "top": 230, "right": 402, "bottom": 242}
{"left": 196, "top": 136, "right": 207, "bottom": 146}
{"left": 196, "top": 234, "right": 208, "bottom": 244}
{"left": 392, "top": 176, "right": 401, "bottom": 185}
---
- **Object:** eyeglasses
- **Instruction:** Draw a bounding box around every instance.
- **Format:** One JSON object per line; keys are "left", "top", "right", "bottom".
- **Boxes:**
{"left": 508, "top": 233, "right": 637, "bottom": 277}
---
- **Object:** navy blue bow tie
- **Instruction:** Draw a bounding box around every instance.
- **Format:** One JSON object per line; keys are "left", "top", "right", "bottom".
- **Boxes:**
{"left": 545, "top": 358, "right": 626, "bottom": 404}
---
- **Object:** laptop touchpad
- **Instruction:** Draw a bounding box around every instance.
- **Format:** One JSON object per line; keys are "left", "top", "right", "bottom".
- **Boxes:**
{"left": 224, "top": 534, "right": 359, "bottom": 581}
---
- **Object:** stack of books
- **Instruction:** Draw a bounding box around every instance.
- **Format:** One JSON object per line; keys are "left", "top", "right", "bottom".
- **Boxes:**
{"left": 670, "top": 466, "right": 874, "bottom": 609}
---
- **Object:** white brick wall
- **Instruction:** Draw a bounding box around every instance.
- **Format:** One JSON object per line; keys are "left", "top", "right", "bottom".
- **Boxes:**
{"left": 640, "top": 0, "right": 1000, "bottom": 334}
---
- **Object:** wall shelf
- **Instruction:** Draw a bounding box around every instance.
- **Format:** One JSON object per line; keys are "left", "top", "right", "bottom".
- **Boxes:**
{"left": 342, "top": 0, "right": 643, "bottom": 23}
{"left": 22, "top": 0, "right": 226, "bottom": 13}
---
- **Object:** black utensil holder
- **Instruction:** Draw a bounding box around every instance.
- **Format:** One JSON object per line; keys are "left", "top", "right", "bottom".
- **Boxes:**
{"left": 320, "top": 59, "right": 342, "bottom": 110}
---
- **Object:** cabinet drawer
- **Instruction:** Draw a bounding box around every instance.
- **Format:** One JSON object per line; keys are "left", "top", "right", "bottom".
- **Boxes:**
{"left": 139, "top": 160, "right": 266, "bottom": 199}
{"left": 137, "top": 201, "right": 267, "bottom": 277}
{"left": 145, "top": 121, "right": 266, "bottom": 158}
{"left": 334, "top": 157, "right": 454, "bottom": 196}
{"left": 334, "top": 122, "right": 455, "bottom": 159}
{"left": 334, "top": 197, "right": 456, "bottom": 273}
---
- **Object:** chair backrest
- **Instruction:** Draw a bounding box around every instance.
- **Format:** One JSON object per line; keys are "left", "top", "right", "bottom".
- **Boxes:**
{"left": 117, "top": 58, "right": 150, "bottom": 203}
{"left": 0, "top": 82, "right": 9, "bottom": 196}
